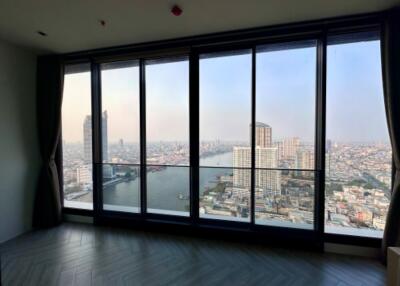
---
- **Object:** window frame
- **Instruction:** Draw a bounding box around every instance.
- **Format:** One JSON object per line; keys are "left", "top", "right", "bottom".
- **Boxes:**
{"left": 60, "top": 12, "right": 386, "bottom": 248}
{"left": 60, "top": 62, "right": 95, "bottom": 212}
{"left": 99, "top": 60, "right": 141, "bottom": 214}
{"left": 198, "top": 48, "right": 253, "bottom": 224}
{"left": 144, "top": 56, "right": 191, "bottom": 217}
{"left": 324, "top": 30, "right": 389, "bottom": 240}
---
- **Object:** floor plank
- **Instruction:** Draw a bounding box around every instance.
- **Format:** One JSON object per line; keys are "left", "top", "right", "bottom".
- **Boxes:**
{"left": 0, "top": 223, "right": 386, "bottom": 286}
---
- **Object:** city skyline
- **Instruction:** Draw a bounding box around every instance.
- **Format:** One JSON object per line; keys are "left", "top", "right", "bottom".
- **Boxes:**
{"left": 61, "top": 38, "right": 392, "bottom": 237}
{"left": 62, "top": 108, "right": 391, "bottom": 235}
{"left": 62, "top": 40, "right": 389, "bottom": 144}
{"left": 63, "top": 109, "right": 390, "bottom": 146}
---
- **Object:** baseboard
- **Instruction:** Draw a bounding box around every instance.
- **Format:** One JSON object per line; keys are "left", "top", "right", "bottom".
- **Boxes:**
{"left": 63, "top": 214, "right": 94, "bottom": 224}
{"left": 0, "top": 230, "right": 30, "bottom": 245}
{"left": 324, "top": 242, "right": 381, "bottom": 258}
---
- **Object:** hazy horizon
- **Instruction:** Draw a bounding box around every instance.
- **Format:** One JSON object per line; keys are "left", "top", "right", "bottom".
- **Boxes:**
{"left": 62, "top": 40, "right": 390, "bottom": 146}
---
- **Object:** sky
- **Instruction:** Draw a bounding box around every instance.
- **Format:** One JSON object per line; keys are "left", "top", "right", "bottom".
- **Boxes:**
{"left": 102, "top": 65, "right": 140, "bottom": 143}
{"left": 326, "top": 40, "right": 389, "bottom": 143}
{"left": 61, "top": 40, "right": 389, "bottom": 144}
{"left": 146, "top": 60, "right": 189, "bottom": 142}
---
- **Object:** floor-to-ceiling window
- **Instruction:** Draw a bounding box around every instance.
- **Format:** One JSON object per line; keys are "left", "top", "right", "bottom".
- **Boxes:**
{"left": 255, "top": 41, "right": 317, "bottom": 229}
{"left": 199, "top": 50, "right": 252, "bottom": 222}
{"left": 100, "top": 60, "right": 141, "bottom": 213}
{"left": 60, "top": 23, "right": 391, "bottom": 244}
{"left": 145, "top": 57, "right": 190, "bottom": 216}
{"left": 325, "top": 31, "right": 391, "bottom": 238}
{"left": 61, "top": 63, "right": 93, "bottom": 210}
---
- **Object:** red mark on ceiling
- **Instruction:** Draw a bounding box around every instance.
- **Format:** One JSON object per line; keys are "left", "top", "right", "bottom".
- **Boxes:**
{"left": 171, "top": 5, "right": 182, "bottom": 16}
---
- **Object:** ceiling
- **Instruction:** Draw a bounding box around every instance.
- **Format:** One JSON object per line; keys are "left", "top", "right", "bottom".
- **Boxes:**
{"left": 0, "top": 0, "right": 399, "bottom": 54}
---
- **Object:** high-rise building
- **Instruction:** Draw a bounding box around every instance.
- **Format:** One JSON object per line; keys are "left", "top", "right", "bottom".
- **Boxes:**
{"left": 233, "top": 146, "right": 281, "bottom": 194}
{"left": 83, "top": 111, "right": 108, "bottom": 163}
{"left": 251, "top": 122, "right": 272, "bottom": 148}
{"left": 233, "top": 147, "right": 251, "bottom": 188}
{"left": 255, "top": 147, "right": 280, "bottom": 194}
{"left": 274, "top": 137, "right": 300, "bottom": 166}
{"left": 326, "top": 139, "right": 332, "bottom": 152}
{"left": 283, "top": 137, "right": 300, "bottom": 160}
{"left": 274, "top": 140, "right": 284, "bottom": 161}
{"left": 295, "top": 149, "right": 314, "bottom": 177}
{"left": 102, "top": 111, "right": 108, "bottom": 161}
{"left": 103, "top": 164, "right": 115, "bottom": 180}
{"left": 77, "top": 164, "right": 92, "bottom": 186}
{"left": 235, "top": 122, "right": 280, "bottom": 195}
{"left": 83, "top": 115, "right": 92, "bottom": 163}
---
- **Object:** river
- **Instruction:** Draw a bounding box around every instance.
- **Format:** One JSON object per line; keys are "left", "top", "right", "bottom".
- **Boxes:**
{"left": 103, "top": 151, "right": 233, "bottom": 212}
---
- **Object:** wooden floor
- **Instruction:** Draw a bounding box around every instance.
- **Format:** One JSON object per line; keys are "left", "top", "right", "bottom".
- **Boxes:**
{"left": 0, "top": 223, "right": 385, "bottom": 286}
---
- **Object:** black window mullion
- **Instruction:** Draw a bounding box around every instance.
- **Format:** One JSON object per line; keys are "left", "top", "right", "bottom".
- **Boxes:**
{"left": 190, "top": 51, "right": 200, "bottom": 222}
{"left": 315, "top": 35, "right": 327, "bottom": 245}
{"left": 139, "top": 59, "right": 147, "bottom": 215}
{"left": 251, "top": 47, "right": 256, "bottom": 226}
{"left": 91, "top": 61, "right": 103, "bottom": 218}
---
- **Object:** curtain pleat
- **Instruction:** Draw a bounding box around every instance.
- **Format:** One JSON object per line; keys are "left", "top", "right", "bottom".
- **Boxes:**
{"left": 381, "top": 7, "right": 400, "bottom": 261}
{"left": 32, "top": 56, "right": 64, "bottom": 228}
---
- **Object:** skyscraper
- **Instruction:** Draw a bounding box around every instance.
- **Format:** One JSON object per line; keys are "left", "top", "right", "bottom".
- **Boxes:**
{"left": 282, "top": 137, "right": 300, "bottom": 160}
{"left": 295, "top": 149, "right": 314, "bottom": 177}
{"left": 102, "top": 111, "right": 108, "bottom": 161}
{"left": 83, "top": 111, "right": 108, "bottom": 162}
{"left": 326, "top": 139, "right": 332, "bottom": 152}
{"left": 233, "top": 147, "right": 251, "bottom": 188}
{"left": 233, "top": 147, "right": 281, "bottom": 194}
{"left": 77, "top": 164, "right": 92, "bottom": 185}
{"left": 255, "top": 147, "right": 280, "bottom": 194}
{"left": 251, "top": 122, "right": 272, "bottom": 148}
{"left": 274, "top": 140, "right": 284, "bottom": 161}
{"left": 83, "top": 115, "right": 92, "bottom": 163}
{"left": 235, "top": 122, "right": 280, "bottom": 195}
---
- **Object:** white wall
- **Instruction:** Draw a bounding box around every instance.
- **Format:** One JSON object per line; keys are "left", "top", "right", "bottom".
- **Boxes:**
{"left": 0, "top": 39, "right": 39, "bottom": 243}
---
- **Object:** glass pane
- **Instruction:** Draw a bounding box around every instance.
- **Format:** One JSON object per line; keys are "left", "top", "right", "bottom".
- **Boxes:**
{"left": 325, "top": 32, "right": 391, "bottom": 238}
{"left": 62, "top": 64, "right": 93, "bottom": 210}
{"left": 200, "top": 50, "right": 252, "bottom": 168}
{"left": 101, "top": 61, "right": 140, "bottom": 164}
{"left": 256, "top": 41, "right": 316, "bottom": 169}
{"left": 102, "top": 164, "right": 140, "bottom": 213}
{"left": 146, "top": 57, "right": 189, "bottom": 166}
{"left": 145, "top": 57, "right": 190, "bottom": 216}
{"left": 147, "top": 166, "right": 190, "bottom": 216}
{"left": 200, "top": 167, "right": 251, "bottom": 222}
{"left": 255, "top": 169, "right": 314, "bottom": 229}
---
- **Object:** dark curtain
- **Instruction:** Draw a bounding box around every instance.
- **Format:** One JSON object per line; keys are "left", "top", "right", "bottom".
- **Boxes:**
{"left": 382, "top": 7, "right": 400, "bottom": 260}
{"left": 32, "top": 56, "right": 64, "bottom": 228}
